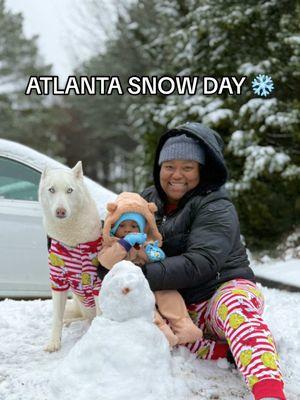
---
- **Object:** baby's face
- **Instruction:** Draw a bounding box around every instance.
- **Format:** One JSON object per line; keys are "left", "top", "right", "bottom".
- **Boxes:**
{"left": 115, "top": 220, "right": 139, "bottom": 238}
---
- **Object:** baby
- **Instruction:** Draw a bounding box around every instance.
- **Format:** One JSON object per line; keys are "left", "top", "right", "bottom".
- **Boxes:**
{"left": 97, "top": 192, "right": 203, "bottom": 346}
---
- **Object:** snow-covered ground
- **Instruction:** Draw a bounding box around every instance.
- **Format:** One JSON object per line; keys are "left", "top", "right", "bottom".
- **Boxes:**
{"left": 252, "top": 258, "right": 300, "bottom": 287}
{"left": 1, "top": 260, "right": 300, "bottom": 400}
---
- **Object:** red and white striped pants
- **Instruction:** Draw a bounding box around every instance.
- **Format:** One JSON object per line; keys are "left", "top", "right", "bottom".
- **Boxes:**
{"left": 185, "top": 279, "right": 286, "bottom": 400}
{"left": 49, "top": 238, "right": 102, "bottom": 308}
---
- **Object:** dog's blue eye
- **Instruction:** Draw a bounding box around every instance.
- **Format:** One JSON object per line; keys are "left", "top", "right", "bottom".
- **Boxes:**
{"left": 49, "top": 187, "right": 55, "bottom": 193}
{"left": 67, "top": 188, "right": 73, "bottom": 194}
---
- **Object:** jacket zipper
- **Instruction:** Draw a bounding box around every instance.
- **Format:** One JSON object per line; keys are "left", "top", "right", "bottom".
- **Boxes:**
{"left": 160, "top": 215, "right": 167, "bottom": 239}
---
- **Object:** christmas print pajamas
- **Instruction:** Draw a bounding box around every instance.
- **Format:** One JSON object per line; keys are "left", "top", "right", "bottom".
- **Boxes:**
{"left": 186, "top": 279, "right": 285, "bottom": 400}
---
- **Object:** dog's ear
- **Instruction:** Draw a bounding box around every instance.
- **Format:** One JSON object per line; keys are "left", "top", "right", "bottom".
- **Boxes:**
{"left": 72, "top": 161, "right": 83, "bottom": 179}
{"left": 107, "top": 202, "right": 118, "bottom": 213}
{"left": 41, "top": 166, "right": 49, "bottom": 180}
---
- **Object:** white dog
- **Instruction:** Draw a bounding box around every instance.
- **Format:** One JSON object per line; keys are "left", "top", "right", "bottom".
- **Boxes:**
{"left": 39, "top": 161, "right": 102, "bottom": 352}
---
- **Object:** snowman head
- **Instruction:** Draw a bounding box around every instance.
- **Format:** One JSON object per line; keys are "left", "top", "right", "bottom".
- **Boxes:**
{"left": 99, "top": 260, "right": 156, "bottom": 322}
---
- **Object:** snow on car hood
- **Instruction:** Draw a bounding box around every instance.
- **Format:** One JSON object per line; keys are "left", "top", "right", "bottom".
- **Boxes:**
{"left": 0, "top": 138, "right": 117, "bottom": 218}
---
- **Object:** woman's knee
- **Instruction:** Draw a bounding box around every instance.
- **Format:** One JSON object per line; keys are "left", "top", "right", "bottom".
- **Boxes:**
{"left": 205, "top": 280, "right": 265, "bottom": 337}
{"left": 213, "top": 279, "right": 264, "bottom": 313}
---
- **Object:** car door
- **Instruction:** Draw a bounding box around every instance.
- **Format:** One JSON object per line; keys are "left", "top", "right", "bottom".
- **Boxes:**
{"left": 0, "top": 156, "right": 50, "bottom": 298}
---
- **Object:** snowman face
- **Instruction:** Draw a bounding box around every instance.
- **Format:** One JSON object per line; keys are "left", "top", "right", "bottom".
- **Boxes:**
{"left": 99, "top": 261, "right": 155, "bottom": 322}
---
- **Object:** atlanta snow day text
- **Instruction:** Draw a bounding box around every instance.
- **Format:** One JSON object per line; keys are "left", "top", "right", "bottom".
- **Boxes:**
{"left": 25, "top": 75, "right": 247, "bottom": 96}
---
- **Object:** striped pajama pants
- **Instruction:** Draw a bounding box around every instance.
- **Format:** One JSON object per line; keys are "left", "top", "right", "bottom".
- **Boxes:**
{"left": 185, "top": 279, "right": 286, "bottom": 400}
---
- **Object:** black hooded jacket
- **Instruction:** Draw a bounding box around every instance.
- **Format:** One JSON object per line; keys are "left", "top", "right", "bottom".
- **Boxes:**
{"left": 141, "top": 122, "right": 255, "bottom": 304}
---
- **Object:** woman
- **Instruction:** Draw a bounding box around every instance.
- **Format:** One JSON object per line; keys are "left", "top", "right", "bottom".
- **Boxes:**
{"left": 141, "top": 122, "right": 286, "bottom": 400}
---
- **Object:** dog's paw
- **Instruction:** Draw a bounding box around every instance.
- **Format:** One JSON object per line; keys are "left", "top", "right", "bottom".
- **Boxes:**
{"left": 63, "top": 317, "right": 85, "bottom": 327}
{"left": 63, "top": 319, "right": 72, "bottom": 327}
{"left": 44, "top": 339, "right": 61, "bottom": 352}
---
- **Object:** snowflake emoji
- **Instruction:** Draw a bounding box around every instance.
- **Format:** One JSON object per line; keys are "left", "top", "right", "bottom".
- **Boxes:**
{"left": 252, "top": 74, "right": 274, "bottom": 97}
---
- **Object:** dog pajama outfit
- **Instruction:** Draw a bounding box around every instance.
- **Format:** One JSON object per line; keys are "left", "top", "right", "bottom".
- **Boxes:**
{"left": 49, "top": 237, "right": 103, "bottom": 308}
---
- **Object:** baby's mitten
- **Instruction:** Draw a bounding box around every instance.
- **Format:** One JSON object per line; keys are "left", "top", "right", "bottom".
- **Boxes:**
{"left": 123, "top": 232, "right": 147, "bottom": 246}
{"left": 145, "top": 241, "right": 166, "bottom": 262}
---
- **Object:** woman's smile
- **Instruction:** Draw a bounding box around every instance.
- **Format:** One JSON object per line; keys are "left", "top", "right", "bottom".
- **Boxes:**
{"left": 160, "top": 160, "right": 200, "bottom": 204}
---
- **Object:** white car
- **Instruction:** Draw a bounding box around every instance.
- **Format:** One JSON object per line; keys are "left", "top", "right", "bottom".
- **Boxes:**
{"left": 0, "top": 139, "right": 116, "bottom": 298}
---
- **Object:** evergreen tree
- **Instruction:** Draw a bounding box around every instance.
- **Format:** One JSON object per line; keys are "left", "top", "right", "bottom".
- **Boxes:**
{"left": 116, "top": 0, "right": 300, "bottom": 248}
{"left": 0, "top": 0, "right": 62, "bottom": 154}
{"left": 58, "top": 1, "right": 161, "bottom": 189}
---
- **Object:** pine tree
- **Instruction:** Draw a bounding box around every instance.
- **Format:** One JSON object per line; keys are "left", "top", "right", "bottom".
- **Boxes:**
{"left": 113, "top": 0, "right": 300, "bottom": 248}
{"left": 58, "top": 0, "right": 162, "bottom": 189}
{"left": 0, "top": 0, "right": 62, "bottom": 153}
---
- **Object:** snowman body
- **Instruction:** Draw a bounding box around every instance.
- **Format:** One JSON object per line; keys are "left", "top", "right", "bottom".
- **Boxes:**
{"left": 50, "top": 261, "right": 175, "bottom": 400}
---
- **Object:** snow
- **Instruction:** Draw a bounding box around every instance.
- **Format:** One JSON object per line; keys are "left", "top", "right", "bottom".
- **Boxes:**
{"left": 227, "top": 130, "right": 298, "bottom": 193}
{"left": 139, "top": 95, "right": 231, "bottom": 133}
{"left": 265, "top": 112, "right": 297, "bottom": 129}
{"left": 252, "top": 258, "right": 300, "bottom": 288}
{"left": 238, "top": 60, "right": 271, "bottom": 75}
{"left": 239, "top": 98, "right": 278, "bottom": 122}
{"left": 50, "top": 261, "right": 183, "bottom": 400}
{"left": 285, "top": 35, "right": 300, "bottom": 45}
{"left": 99, "top": 261, "right": 156, "bottom": 323}
{"left": 277, "top": 230, "right": 300, "bottom": 260}
{"left": 0, "top": 138, "right": 116, "bottom": 218}
{"left": 1, "top": 260, "right": 300, "bottom": 400}
{"left": 243, "top": 145, "right": 290, "bottom": 177}
{"left": 282, "top": 164, "right": 300, "bottom": 179}
{"left": 202, "top": 108, "right": 233, "bottom": 125}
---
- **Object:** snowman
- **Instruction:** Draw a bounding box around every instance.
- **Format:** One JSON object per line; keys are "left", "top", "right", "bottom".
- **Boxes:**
{"left": 50, "top": 261, "right": 185, "bottom": 400}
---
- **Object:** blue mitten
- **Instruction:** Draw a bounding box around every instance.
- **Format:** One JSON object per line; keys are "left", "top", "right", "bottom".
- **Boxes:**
{"left": 145, "top": 241, "right": 166, "bottom": 262}
{"left": 123, "top": 233, "right": 147, "bottom": 247}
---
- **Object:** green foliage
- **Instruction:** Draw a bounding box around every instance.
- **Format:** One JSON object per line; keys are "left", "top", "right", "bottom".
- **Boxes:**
{"left": 0, "top": 0, "right": 62, "bottom": 154}
{"left": 56, "top": 43, "right": 141, "bottom": 187}
{"left": 103, "top": 0, "right": 300, "bottom": 249}
{"left": 235, "top": 174, "right": 300, "bottom": 248}
{"left": 56, "top": 0, "right": 165, "bottom": 188}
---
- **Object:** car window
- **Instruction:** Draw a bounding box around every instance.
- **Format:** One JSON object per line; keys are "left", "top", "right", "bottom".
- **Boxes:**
{"left": 0, "top": 157, "right": 41, "bottom": 201}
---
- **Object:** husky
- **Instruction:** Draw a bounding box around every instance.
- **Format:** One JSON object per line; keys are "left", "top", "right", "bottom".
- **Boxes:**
{"left": 39, "top": 161, "right": 102, "bottom": 352}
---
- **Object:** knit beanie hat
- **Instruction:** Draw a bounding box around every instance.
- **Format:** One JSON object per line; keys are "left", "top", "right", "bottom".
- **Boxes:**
{"left": 103, "top": 192, "right": 162, "bottom": 246}
{"left": 110, "top": 212, "right": 146, "bottom": 235}
{"left": 158, "top": 134, "right": 205, "bottom": 165}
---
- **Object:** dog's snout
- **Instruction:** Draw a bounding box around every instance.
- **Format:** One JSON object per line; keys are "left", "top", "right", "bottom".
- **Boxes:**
{"left": 56, "top": 207, "right": 67, "bottom": 218}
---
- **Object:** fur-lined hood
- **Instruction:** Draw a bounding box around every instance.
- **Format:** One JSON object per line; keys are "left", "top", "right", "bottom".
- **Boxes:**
{"left": 102, "top": 192, "right": 162, "bottom": 246}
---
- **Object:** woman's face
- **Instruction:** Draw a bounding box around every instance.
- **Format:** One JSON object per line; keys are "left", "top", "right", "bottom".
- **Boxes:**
{"left": 159, "top": 160, "right": 200, "bottom": 204}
